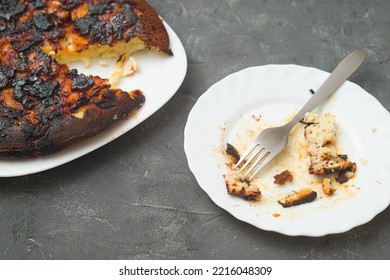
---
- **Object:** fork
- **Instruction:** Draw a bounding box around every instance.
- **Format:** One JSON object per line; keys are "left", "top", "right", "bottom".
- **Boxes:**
{"left": 234, "top": 50, "right": 367, "bottom": 180}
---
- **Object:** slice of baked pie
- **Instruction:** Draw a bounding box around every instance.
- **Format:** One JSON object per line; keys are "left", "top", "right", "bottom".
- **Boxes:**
{"left": 0, "top": 0, "right": 172, "bottom": 158}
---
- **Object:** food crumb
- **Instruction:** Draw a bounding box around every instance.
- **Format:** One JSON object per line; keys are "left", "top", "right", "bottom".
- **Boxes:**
{"left": 252, "top": 114, "right": 262, "bottom": 122}
{"left": 273, "top": 170, "right": 293, "bottom": 185}
{"left": 225, "top": 143, "right": 240, "bottom": 164}
{"left": 272, "top": 213, "right": 281, "bottom": 218}
{"left": 322, "top": 178, "right": 335, "bottom": 196}
{"left": 371, "top": 127, "right": 377, "bottom": 133}
{"left": 224, "top": 171, "right": 261, "bottom": 201}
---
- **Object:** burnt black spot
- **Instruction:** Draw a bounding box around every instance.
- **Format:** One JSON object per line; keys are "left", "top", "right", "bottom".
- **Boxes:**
{"left": 0, "top": 116, "right": 19, "bottom": 138}
{"left": 12, "top": 77, "right": 59, "bottom": 106}
{"left": 0, "top": 105, "right": 23, "bottom": 119}
{"left": 74, "top": 15, "right": 94, "bottom": 35}
{"left": 88, "top": 2, "right": 116, "bottom": 15}
{"left": 0, "top": 71, "right": 7, "bottom": 88}
{"left": 0, "top": 1, "right": 26, "bottom": 21}
{"left": 226, "top": 143, "right": 240, "bottom": 164}
{"left": 31, "top": 0, "right": 46, "bottom": 10}
{"left": 32, "top": 51, "right": 53, "bottom": 76}
{"left": 17, "top": 34, "right": 42, "bottom": 53}
{"left": 33, "top": 12, "right": 55, "bottom": 31}
{"left": 23, "top": 81, "right": 59, "bottom": 99}
{"left": 102, "top": 90, "right": 117, "bottom": 101}
{"left": 72, "top": 3, "right": 112, "bottom": 36}
{"left": 71, "top": 73, "right": 94, "bottom": 90}
{"left": 69, "top": 96, "right": 90, "bottom": 112}
{"left": 93, "top": 99, "right": 116, "bottom": 109}
{"left": 338, "top": 154, "right": 348, "bottom": 160}
{"left": 61, "top": 0, "right": 82, "bottom": 11}
{"left": 90, "top": 84, "right": 110, "bottom": 97}
{"left": 0, "top": 67, "right": 15, "bottom": 82}
{"left": 336, "top": 171, "right": 348, "bottom": 184}
{"left": 36, "top": 139, "right": 58, "bottom": 155}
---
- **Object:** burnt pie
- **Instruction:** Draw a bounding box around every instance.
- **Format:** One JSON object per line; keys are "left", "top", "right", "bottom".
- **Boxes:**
{"left": 0, "top": 0, "right": 172, "bottom": 158}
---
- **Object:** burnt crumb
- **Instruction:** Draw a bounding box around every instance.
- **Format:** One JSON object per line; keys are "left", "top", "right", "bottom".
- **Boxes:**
{"left": 225, "top": 143, "right": 240, "bottom": 164}
{"left": 33, "top": 12, "right": 54, "bottom": 31}
{"left": 273, "top": 170, "right": 294, "bottom": 185}
{"left": 70, "top": 73, "right": 94, "bottom": 90}
{"left": 278, "top": 189, "right": 317, "bottom": 208}
{"left": 309, "top": 89, "right": 315, "bottom": 94}
{"left": 336, "top": 171, "right": 348, "bottom": 184}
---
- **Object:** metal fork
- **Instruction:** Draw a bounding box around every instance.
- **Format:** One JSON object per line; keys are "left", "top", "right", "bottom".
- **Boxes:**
{"left": 234, "top": 50, "right": 367, "bottom": 180}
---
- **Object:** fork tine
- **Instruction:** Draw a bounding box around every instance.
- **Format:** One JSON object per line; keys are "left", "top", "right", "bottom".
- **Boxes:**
{"left": 237, "top": 146, "right": 265, "bottom": 174}
{"left": 233, "top": 143, "right": 258, "bottom": 170}
{"left": 247, "top": 153, "right": 273, "bottom": 180}
{"left": 244, "top": 151, "right": 270, "bottom": 177}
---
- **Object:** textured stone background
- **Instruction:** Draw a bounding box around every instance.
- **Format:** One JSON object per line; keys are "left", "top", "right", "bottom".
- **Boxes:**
{"left": 0, "top": 0, "right": 389, "bottom": 259}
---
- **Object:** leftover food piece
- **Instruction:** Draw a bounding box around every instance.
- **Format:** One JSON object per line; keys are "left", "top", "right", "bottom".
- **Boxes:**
{"left": 109, "top": 54, "right": 137, "bottom": 86}
{"left": 225, "top": 143, "right": 240, "bottom": 164}
{"left": 322, "top": 178, "right": 335, "bottom": 196}
{"left": 224, "top": 171, "right": 261, "bottom": 201}
{"left": 302, "top": 112, "right": 357, "bottom": 180}
{"left": 0, "top": 0, "right": 172, "bottom": 158}
{"left": 335, "top": 165, "right": 357, "bottom": 184}
{"left": 278, "top": 188, "right": 317, "bottom": 208}
{"left": 273, "top": 170, "right": 294, "bottom": 185}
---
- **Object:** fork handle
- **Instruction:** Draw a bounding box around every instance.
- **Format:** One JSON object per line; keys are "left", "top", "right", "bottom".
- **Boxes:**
{"left": 285, "top": 50, "right": 367, "bottom": 130}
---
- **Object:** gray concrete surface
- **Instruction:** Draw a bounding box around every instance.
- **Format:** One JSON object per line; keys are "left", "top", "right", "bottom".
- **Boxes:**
{"left": 1, "top": 0, "right": 389, "bottom": 259}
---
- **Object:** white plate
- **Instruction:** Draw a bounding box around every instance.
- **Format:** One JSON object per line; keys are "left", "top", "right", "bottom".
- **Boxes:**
{"left": 0, "top": 22, "right": 187, "bottom": 177}
{"left": 184, "top": 65, "right": 390, "bottom": 236}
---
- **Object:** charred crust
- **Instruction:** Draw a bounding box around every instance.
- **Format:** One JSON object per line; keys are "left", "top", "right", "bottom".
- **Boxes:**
{"left": 225, "top": 143, "right": 240, "bottom": 164}
{"left": 70, "top": 73, "right": 95, "bottom": 91}
{"left": 33, "top": 12, "right": 55, "bottom": 31}
{"left": 278, "top": 189, "right": 317, "bottom": 208}
{"left": 0, "top": 1, "right": 26, "bottom": 21}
